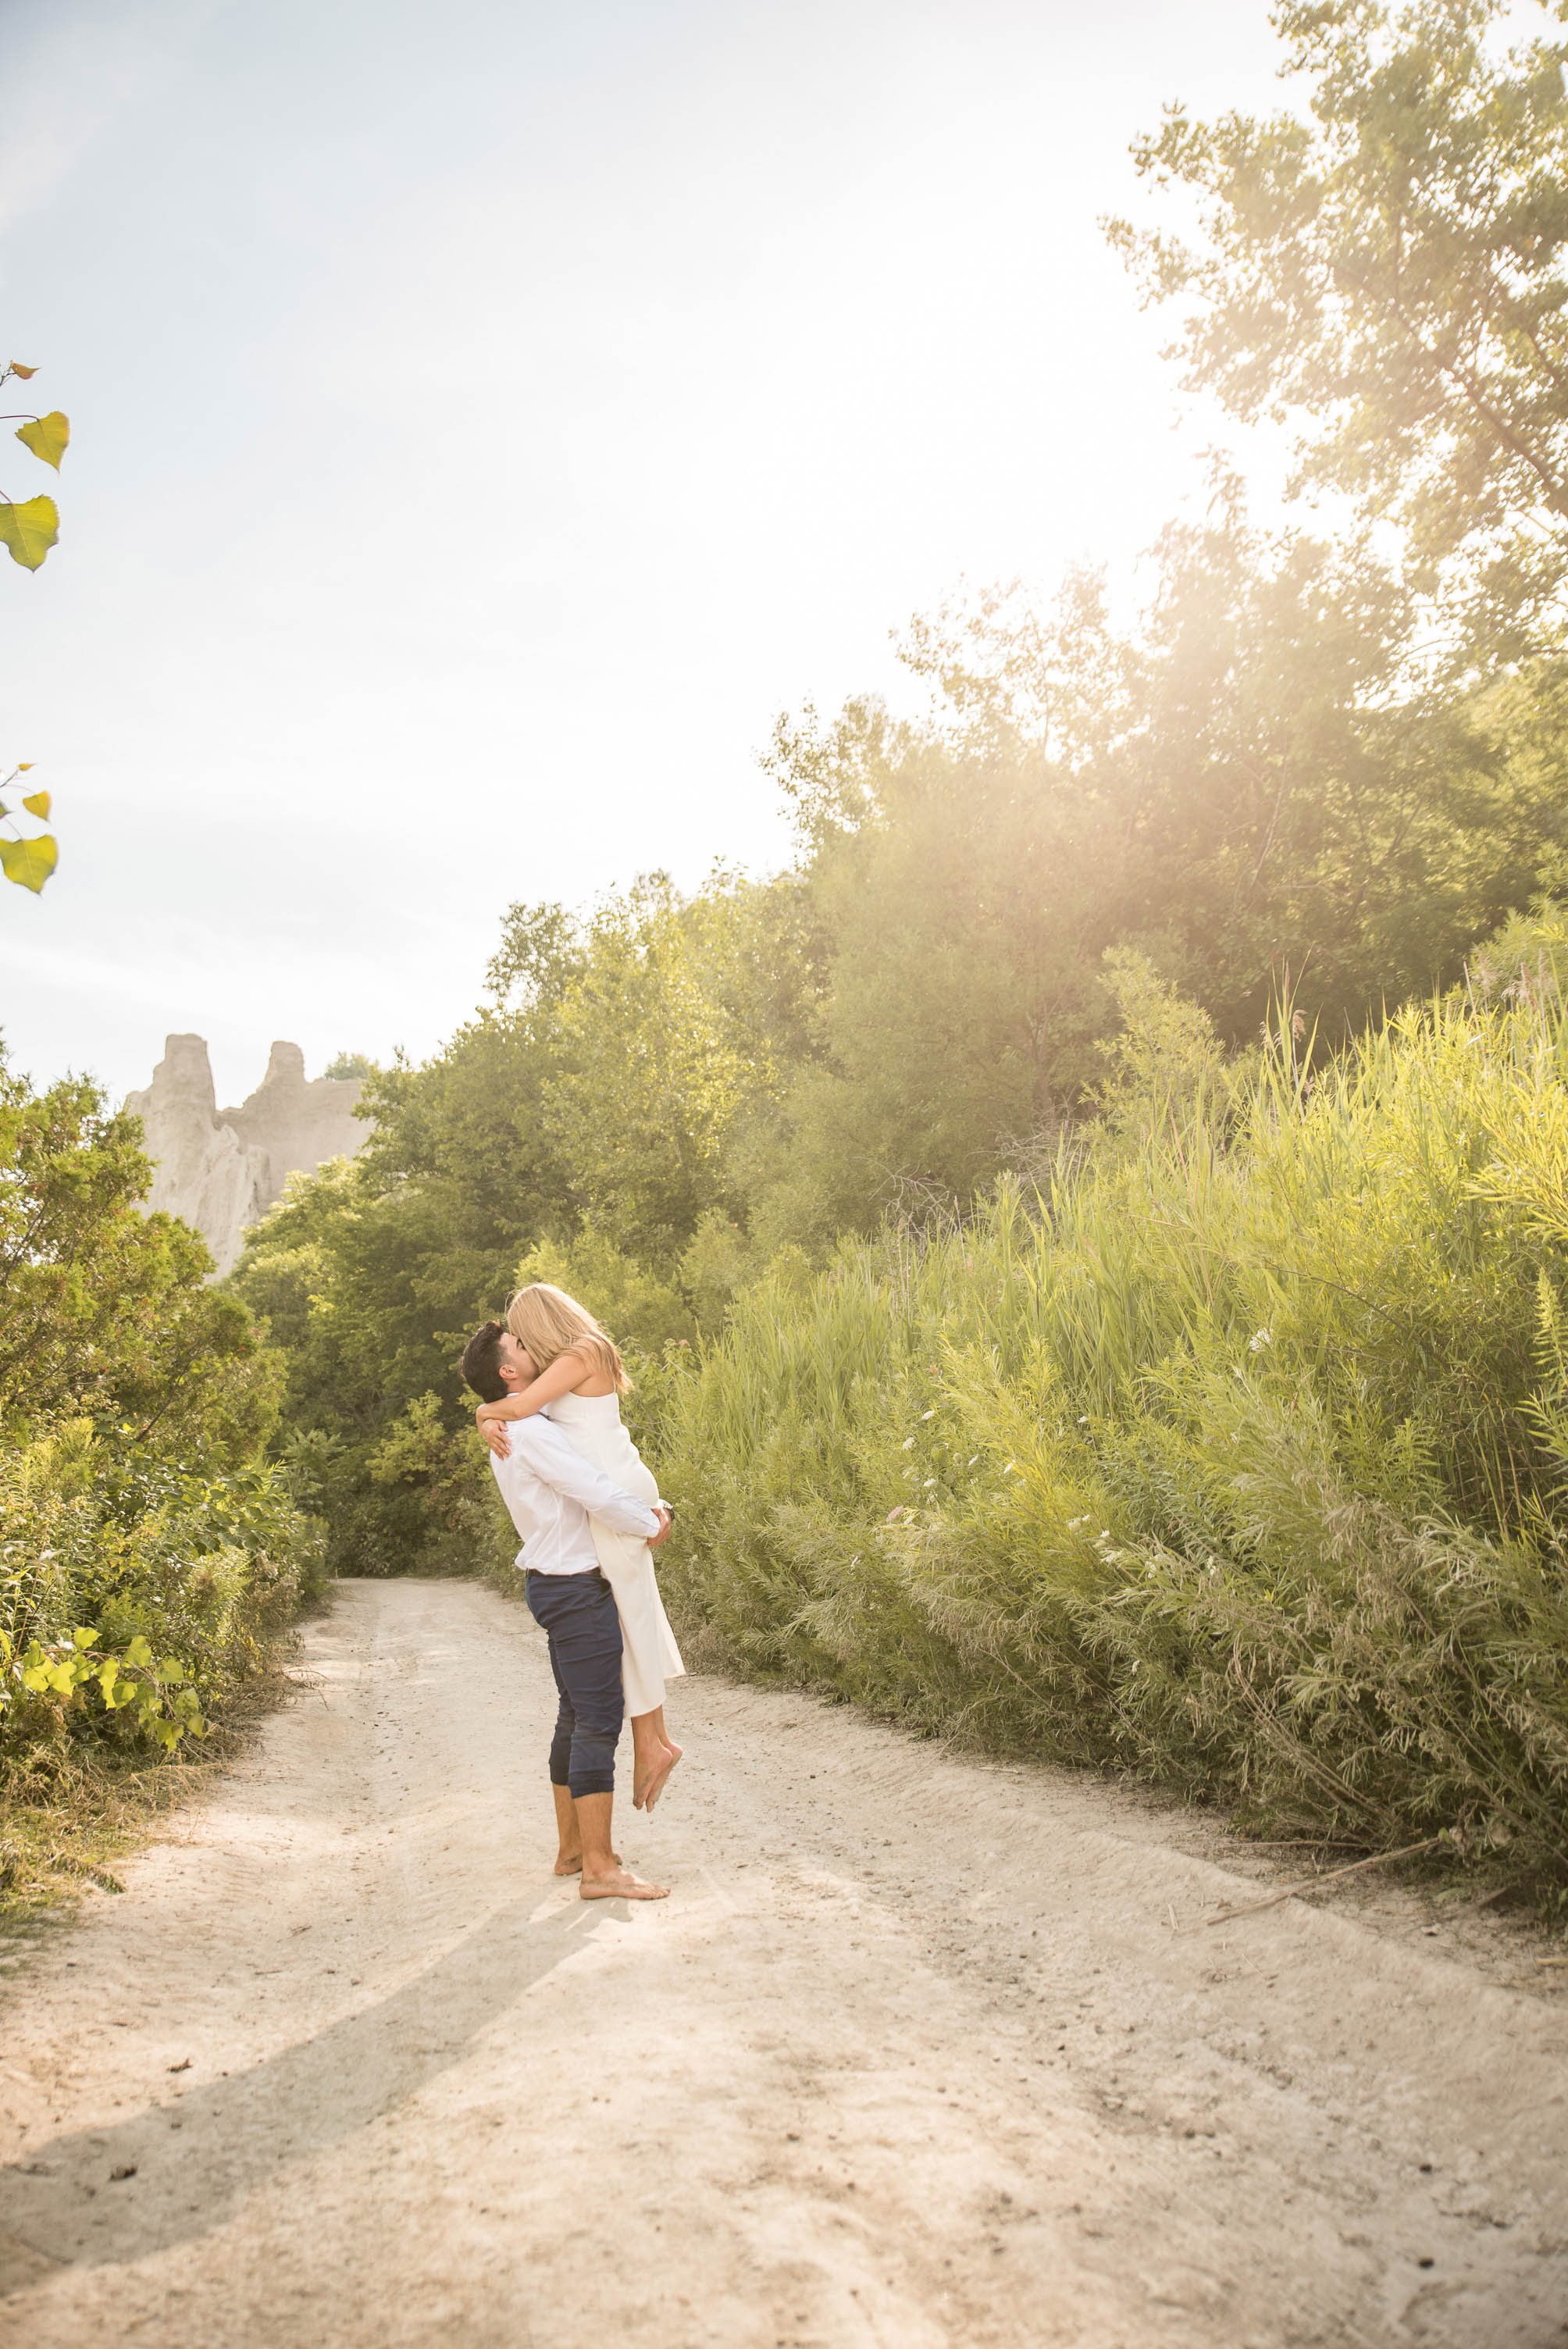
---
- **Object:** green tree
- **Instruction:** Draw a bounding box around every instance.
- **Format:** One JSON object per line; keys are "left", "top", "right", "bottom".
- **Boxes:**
{"left": 0, "top": 1059, "right": 266, "bottom": 1445}
{"left": 230, "top": 875, "right": 811, "bottom": 1567}
{"left": 758, "top": 505, "right": 1568, "bottom": 1243}
{"left": 233, "top": 1028, "right": 566, "bottom": 1574}
{"left": 543, "top": 871, "right": 811, "bottom": 1266}
{"left": 231, "top": 910, "right": 587, "bottom": 1571}
{"left": 1, "top": 1046, "right": 317, "bottom": 1790}
{"left": 1095, "top": 506, "right": 1568, "bottom": 1033}
{"left": 1109, "top": 0, "right": 1568, "bottom": 650}
{"left": 759, "top": 711, "right": 1108, "bottom": 1242}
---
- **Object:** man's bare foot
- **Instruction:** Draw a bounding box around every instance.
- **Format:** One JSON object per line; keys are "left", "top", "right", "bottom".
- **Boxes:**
{"left": 641, "top": 1741, "right": 682, "bottom": 1814}
{"left": 580, "top": 1866, "right": 669, "bottom": 1902}
{"left": 554, "top": 1849, "right": 621, "bottom": 1876}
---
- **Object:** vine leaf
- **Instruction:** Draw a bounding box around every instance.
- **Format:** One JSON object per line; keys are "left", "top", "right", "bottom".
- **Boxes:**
{"left": 22, "top": 790, "right": 50, "bottom": 818}
{"left": 0, "top": 495, "right": 59, "bottom": 569}
{"left": 16, "top": 411, "right": 68, "bottom": 469}
{"left": 1, "top": 832, "right": 58, "bottom": 891}
{"left": 8, "top": 362, "right": 37, "bottom": 380}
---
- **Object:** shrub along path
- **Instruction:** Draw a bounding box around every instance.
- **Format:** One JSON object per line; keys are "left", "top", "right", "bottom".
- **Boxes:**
{"left": 1, "top": 1577, "right": 1565, "bottom": 2348}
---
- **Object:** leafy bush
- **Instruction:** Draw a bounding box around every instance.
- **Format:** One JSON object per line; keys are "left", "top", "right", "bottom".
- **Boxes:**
{"left": 2, "top": 1422, "right": 322, "bottom": 1760}
{"left": 0, "top": 1053, "right": 324, "bottom": 1801}
{"left": 647, "top": 934, "right": 1568, "bottom": 1910}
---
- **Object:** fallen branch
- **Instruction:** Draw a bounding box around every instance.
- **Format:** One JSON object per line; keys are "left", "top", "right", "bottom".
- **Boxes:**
{"left": 1232, "top": 1838, "right": 1369, "bottom": 1852}
{"left": 1196, "top": 1835, "right": 1446, "bottom": 1930}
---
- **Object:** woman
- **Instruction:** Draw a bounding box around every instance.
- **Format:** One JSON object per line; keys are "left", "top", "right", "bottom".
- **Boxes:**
{"left": 476, "top": 1282, "right": 684, "bottom": 1812}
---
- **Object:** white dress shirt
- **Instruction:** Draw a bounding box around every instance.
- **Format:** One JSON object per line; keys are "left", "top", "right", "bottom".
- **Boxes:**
{"left": 488, "top": 1413, "right": 661, "bottom": 1575}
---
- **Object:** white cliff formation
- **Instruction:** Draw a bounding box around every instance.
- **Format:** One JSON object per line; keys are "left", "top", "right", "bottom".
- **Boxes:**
{"left": 124, "top": 1035, "right": 368, "bottom": 1277}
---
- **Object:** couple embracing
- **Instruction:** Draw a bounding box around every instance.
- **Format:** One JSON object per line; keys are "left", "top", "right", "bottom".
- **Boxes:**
{"left": 461, "top": 1281, "right": 682, "bottom": 1903}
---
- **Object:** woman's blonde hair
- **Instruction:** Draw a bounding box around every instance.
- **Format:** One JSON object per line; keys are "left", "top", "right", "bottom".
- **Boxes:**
{"left": 504, "top": 1281, "right": 629, "bottom": 1392}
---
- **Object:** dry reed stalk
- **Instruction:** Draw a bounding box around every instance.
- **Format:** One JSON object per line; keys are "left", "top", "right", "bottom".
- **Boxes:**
{"left": 1194, "top": 1834, "right": 1446, "bottom": 1930}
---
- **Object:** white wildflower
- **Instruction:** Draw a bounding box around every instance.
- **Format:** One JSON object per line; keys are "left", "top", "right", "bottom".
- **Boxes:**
{"left": 901, "top": 1435, "right": 916, "bottom": 1450}
{"left": 1248, "top": 1327, "right": 1272, "bottom": 1353}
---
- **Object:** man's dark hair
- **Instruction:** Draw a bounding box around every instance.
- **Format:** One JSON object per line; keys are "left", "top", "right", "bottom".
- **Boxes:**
{"left": 461, "top": 1320, "right": 508, "bottom": 1404}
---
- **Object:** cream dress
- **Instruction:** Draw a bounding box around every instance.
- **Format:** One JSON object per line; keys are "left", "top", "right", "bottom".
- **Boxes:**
{"left": 545, "top": 1389, "right": 684, "bottom": 1717}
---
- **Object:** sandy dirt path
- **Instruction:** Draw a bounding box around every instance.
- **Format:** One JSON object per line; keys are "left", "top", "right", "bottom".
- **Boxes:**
{"left": 1, "top": 1577, "right": 1566, "bottom": 2349}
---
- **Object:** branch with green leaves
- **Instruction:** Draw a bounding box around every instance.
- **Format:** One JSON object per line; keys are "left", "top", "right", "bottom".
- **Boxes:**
{"left": 0, "top": 357, "right": 66, "bottom": 572}
{"left": 1107, "top": 0, "right": 1568, "bottom": 658}
{"left": 0, "top": 763, "right": 55, "bottom": 894}
{"left": 1, "top": 1624, "right": 206, "bottom": 1754}
{"left": 2, "top": 355, "right": 69, "bottom": 895}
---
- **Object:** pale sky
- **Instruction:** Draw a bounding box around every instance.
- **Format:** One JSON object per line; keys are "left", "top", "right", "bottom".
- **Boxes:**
{"left": 1, "top": 0, "right": 1286, "bottom": 1107}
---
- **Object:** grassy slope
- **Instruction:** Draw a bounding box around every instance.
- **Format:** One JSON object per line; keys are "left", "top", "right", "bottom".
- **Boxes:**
{"left": 649, "top": 955, "right": 1568, "bottom": 1912}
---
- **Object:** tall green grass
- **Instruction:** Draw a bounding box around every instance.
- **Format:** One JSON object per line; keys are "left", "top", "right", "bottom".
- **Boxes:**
{"left": 647, "top": 943, "right": 1568, "bottom": 1909}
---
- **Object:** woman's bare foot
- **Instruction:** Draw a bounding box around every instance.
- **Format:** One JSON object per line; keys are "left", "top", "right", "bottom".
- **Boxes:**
{"left": 554, "top": 1848, "right": 621, "bottom": 1876}
{"left": 580, "top": 1866, "right": 669, "bottom": 1902}
{"left": 641, "top": 1741, "right": 682, "bottom": 1814}
{"left": 631, "top": 1741, "right": 665, "bottom": 1810}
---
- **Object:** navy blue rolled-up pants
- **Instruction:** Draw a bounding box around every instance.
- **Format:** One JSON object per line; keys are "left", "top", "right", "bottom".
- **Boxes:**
{"left": 524, "top": 1568, "right": 624, "bottom": 1798}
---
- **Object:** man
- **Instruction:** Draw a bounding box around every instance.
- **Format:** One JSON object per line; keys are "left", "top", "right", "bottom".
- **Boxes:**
{"left": 460, "top": 1319, "right": 672, "bottom": 1902}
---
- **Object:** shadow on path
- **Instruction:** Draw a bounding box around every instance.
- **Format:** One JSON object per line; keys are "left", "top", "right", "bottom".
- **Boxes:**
{"left": 0, "top": 1887, "right": 618, "bottom": 2290}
